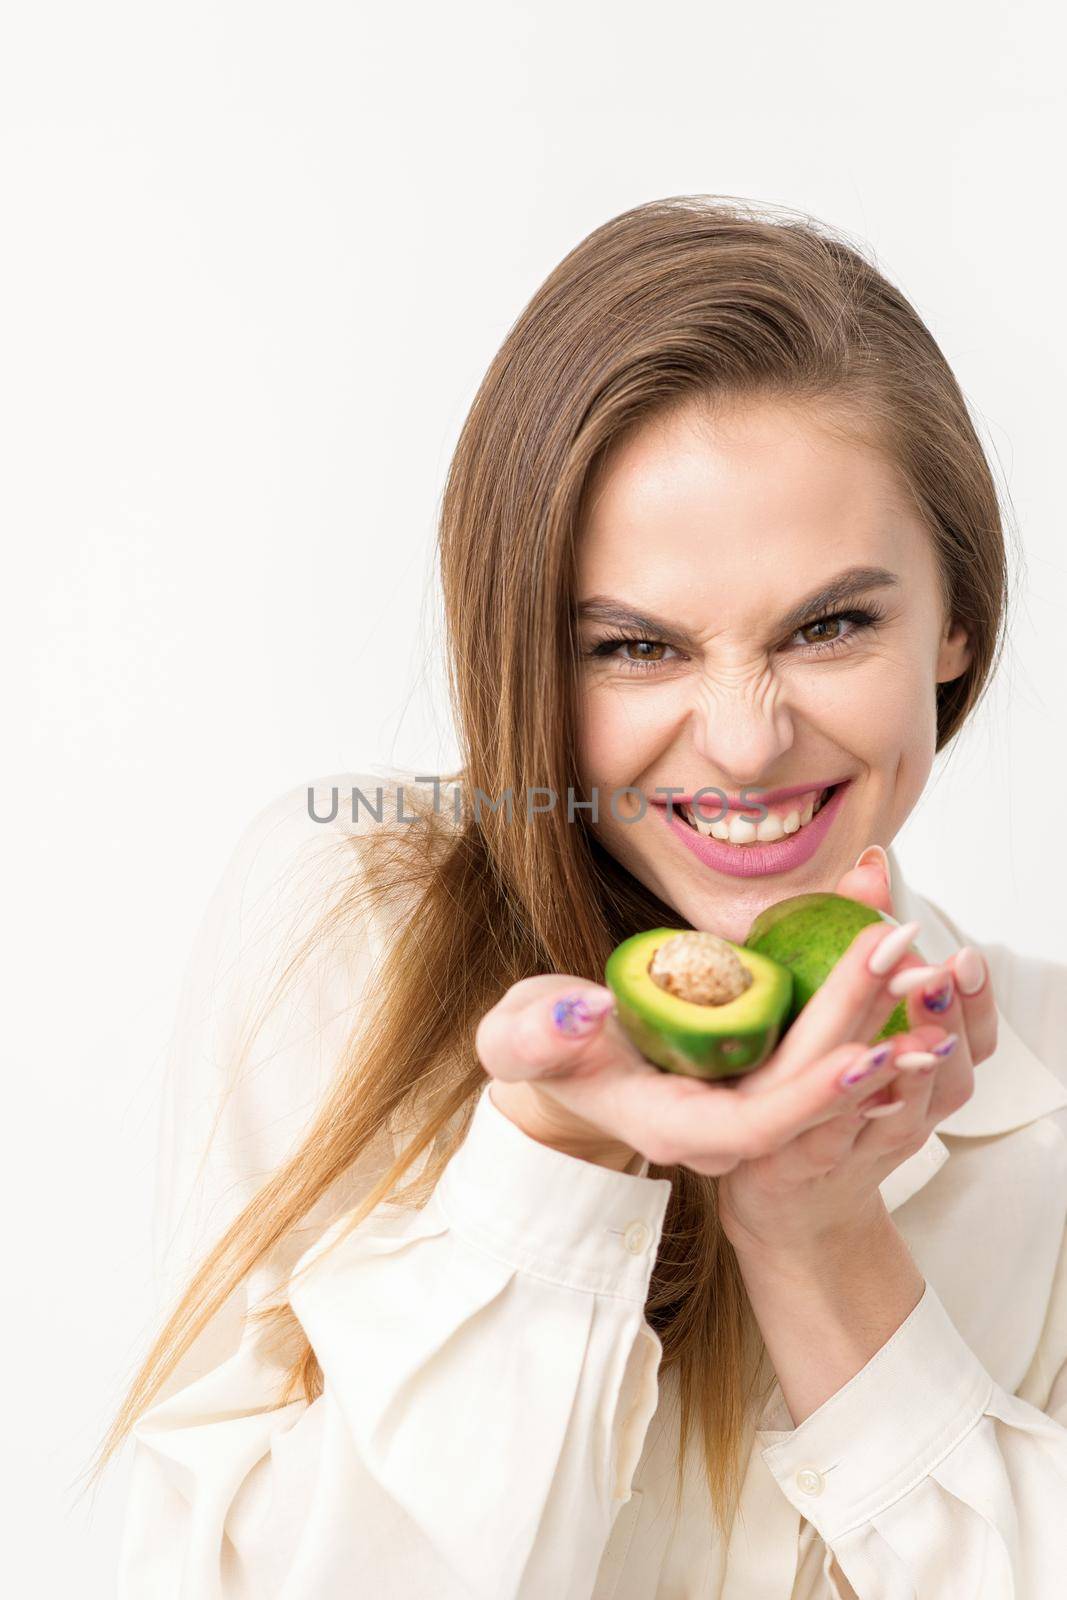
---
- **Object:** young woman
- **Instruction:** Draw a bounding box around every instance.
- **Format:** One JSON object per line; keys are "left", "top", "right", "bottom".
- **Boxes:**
{"left": 97, "top": 196, "right": 1067, "bottom": 1598}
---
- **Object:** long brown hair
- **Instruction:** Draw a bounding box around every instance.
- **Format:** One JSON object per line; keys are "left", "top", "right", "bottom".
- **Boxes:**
{"left": 87, "top": 194, "right": 1009, "bottom": 1538}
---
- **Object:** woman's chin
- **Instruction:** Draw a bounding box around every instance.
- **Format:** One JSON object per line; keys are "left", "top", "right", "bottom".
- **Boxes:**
{"left": 670, "top": 855, "right": 848, "bottom": 943}
{"left": 669, "top": 889, "right": 768, "bottom": 945}
{"left": 651, "top": 827, "right": 865, "bottom": 940}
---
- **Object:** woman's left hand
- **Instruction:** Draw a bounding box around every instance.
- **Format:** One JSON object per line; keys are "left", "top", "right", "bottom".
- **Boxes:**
{"left": 716, "top": 852, "right": 999, "bottom": 1260}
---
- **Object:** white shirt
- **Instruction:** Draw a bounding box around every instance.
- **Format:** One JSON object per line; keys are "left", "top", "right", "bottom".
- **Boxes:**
{"left": 118, "top": 770, "right": 1067, "bottom": 1599}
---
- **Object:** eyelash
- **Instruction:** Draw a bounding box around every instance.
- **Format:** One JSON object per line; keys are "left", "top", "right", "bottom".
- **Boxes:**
{"left": 585, "top": 606, "right": 886, "bottom": 675}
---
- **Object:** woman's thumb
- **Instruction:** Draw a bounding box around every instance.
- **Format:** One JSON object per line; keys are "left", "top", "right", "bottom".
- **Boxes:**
{"left": 834, "top": 843, "right": 895, "bottom": 917}
{"left": 549, "top": 989, "right": 616, "bottom": 1038}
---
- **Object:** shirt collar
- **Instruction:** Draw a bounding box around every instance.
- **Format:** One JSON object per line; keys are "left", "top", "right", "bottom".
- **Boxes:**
{"left": 877, "top": 844, "right": 1067, "bottom": 1212}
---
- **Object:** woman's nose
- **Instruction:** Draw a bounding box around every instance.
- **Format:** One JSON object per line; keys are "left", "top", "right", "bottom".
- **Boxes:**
{"left": 688, "top": 686, "right": 796, "bottom": 780}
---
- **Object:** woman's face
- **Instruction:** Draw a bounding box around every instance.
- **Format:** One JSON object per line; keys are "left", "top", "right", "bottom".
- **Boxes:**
{"left": 575, "top": 398, "right": 972, "bottom": 944}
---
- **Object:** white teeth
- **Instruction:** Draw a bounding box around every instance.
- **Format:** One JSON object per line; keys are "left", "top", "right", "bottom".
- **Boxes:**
{"left": 680, "top": 785, "right": 836, "bottom": 845}
{"left": 687, "top": 811, "right": 717, "bottom": 837}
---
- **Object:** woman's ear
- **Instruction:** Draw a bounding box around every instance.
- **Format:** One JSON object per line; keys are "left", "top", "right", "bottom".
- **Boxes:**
{"left": 936, "top": 617, "right": 972, "bottom": 683}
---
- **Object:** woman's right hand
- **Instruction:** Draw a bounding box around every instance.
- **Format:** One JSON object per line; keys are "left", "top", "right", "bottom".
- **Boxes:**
{"left": 474, "top": 921, "right": 923, "bottom": 1177}
{"left": 474, "top": 977, "right": 654, "bottom": 1170}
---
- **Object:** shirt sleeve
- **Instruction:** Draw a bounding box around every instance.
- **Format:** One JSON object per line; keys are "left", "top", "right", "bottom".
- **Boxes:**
{"left": 756, "top": 940, "right": 1067, "bottom": 1600}
{"left": 121, "top": 1082, "right": 673, "bottom": 1600}
{"left": 758, "top": 1231, "right": 1067, "bottom": 1598}
{"left": 118, "top": 778, "right": 675, "bottom": 1600}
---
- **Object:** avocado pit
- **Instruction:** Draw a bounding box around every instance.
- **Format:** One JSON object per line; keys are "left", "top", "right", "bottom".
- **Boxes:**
{"left": 648, "top": 930, "right": 754, "bottom": 1006}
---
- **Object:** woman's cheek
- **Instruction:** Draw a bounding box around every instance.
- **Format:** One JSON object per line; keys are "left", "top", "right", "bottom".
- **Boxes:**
{"left": 801, "top": 657, "right": 934, "bottom": 764}
{"left": 578, "top": 685, "right": 668, "bottom": 791}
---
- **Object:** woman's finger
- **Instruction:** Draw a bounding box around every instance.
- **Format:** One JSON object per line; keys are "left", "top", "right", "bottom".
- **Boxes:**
{"left": 475, "top": 978, "right": 637, "bottom": 1081}
{"left": 853, "top": 1022, "right": 945, "bottom": 1144}
{"left": 831, "top": 847, "right": 897, "bottom": 920}
{"left": 852, "top": 1026, "right": 964, "bottom": 1169}
{"left": 949, "top": 945, "right": 998, "bottom": 1063}
{"left": 654, "top": 1038, "right": 901, "bottom": 1172}
{"left": 760, "top": 1093, "right": 870, "bottom": 1183}
{"left": 757, "top": 918, "right": 924, "bottom": 1083}
{"left": 886, "top": 961, "right": 977, "bottom": 1125}
{"left": 767, "top": 1023, "right": 951, "bottom": 1182}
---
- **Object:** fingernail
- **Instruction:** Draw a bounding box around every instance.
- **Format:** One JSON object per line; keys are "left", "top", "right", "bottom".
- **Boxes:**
{"left": 861, "top": 1100, "right": 906, "bottom": 1119}
{"left": 895, "top": 1050, "right": 939, "bottom": 1072}
{"left": 551, "top": 993, "right": 614, "bottom": 1037}
{"left": 931, "top": 1032, "right": 959, "bottom": 1058}
{"left": 955, "top": 946, "right": 987, "bottom": 996}
{"left": 854, "top": 844, "right": 889, "bottom": 885}
{"left": 922, "top": 980, "right": 954, "bottom": 1014}
{"left": 886, "top": 963, "right": 943, "bottom": 998}
{"left": 867, "top": 920, "right": 922, "bottom": 977}
{"left": 839, "top": 1042, "right": 894, "bottom": 1089}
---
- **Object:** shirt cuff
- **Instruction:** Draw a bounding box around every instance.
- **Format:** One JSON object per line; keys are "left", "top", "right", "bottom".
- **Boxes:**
{"left": 756, "top": 1279, "right": 995, "bottom": 1542}
{"left": 433, "top": 1080, "right": 673, "bottom": 1302}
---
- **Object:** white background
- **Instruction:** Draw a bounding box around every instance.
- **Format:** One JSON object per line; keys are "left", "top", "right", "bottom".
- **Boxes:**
{"left": 3, "top": 2, "right": 1064, "bottom": 1590}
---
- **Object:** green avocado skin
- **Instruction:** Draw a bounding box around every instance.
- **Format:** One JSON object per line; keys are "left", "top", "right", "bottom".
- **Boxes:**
{"left": 744, "top": 892, "right": 910, "bottom": 1040}
{"left": 609, "top": 997, "right": 782, "bottom": 1078}
{"left": 604, "top": 929, "right": 793, "bottom": 1080}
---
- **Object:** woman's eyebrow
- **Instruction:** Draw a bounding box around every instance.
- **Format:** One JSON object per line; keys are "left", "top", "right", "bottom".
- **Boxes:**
{"left": 577, "top": 564, "right": 901, "bottom": 646}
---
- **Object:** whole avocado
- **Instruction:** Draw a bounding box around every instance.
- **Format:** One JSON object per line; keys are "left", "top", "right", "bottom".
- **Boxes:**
{"left": 744, "top": 890, "right": 911, "bottom": 1039}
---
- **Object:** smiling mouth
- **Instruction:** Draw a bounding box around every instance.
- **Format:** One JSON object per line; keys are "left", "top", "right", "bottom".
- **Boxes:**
{"left": 673, "top": 783, "right": 840, "bottom": 845}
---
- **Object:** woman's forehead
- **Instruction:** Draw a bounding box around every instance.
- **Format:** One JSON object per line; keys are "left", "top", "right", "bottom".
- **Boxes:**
{"left": 581, "top": 401, "right": 908, "bottom": 542}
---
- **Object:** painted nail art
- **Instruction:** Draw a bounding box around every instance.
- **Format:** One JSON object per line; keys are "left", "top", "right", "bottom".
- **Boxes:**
{"left": 551, "top": 993, "right": 614, "bottom": 1037}
{"left": 931, "top": 1033, "right": 959, "bottom": 1058}
{"left": 923, "top": 981, "right": 954, "bottom": 1014}
{"left": 839, "top": 1042, "right": 894, "bottom": 1089}
{"left": 867, "top": 921, "right": 922, "bottom": 977}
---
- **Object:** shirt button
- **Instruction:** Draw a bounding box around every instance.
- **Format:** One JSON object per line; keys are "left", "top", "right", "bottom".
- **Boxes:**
{"left": 795, "top": 1466, "right": 824, "bottom": 1496}
{"left": 623, "top": 1220, "right": 650, "bottom": 1254}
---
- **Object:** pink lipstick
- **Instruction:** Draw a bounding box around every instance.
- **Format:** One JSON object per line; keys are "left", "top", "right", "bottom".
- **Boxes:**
{"left": 656, "top": 780, "right": 852, "bottom": 879}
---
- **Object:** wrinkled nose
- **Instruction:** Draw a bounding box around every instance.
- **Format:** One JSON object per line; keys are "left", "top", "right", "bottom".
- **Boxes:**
{"left": 688, "top": 679, "right": 796, "bottom": 784}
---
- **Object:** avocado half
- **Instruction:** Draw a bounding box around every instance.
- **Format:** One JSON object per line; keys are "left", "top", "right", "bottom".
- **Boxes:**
{"left": 604, "top": 928, "right": 793, "bottom": 1080}
{"left": 744, "top": 891, "right": 910, "bottom": 1040}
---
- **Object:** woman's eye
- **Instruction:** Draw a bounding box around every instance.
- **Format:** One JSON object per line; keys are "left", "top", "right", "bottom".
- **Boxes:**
{"left": 791, "top": 608, "right": 881, "bottom": 656}
{"left": 586, "top": 635, "right": 679, "bottom": 673}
